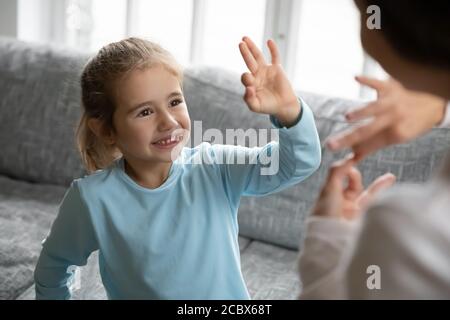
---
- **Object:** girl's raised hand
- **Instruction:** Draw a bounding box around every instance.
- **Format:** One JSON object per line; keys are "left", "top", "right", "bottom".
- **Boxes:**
{"left": 239, "top": 36, "right": 301, "bottom": 127}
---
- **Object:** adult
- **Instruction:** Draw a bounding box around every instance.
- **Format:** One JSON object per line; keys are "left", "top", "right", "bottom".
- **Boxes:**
{"left": 298, "top": 0, "right": 450, "bottom": 299}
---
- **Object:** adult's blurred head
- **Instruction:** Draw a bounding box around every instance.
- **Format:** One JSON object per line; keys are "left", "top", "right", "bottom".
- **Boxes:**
{"left": 354, "top": 0, "right": 450, "bottom": 99}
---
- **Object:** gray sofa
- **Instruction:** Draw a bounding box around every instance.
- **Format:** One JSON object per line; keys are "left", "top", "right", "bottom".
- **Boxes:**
{"left": 1, "top": 38, "right": 449, "bottom": 300}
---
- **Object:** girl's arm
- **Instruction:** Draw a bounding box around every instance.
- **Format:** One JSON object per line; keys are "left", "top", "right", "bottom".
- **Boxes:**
{"left": 34, "top": 181, "right": 98, "bottom": 299}
{"left": 212, "top": 99, "right": 320, "bottom": 204}
{"left": 211, "top": 36, "right": 321, "bottom": 202}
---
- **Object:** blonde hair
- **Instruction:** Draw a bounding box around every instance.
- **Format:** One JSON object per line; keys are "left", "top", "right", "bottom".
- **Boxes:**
{"left": 76, "top": 37, "right": 183, "bottom": 173}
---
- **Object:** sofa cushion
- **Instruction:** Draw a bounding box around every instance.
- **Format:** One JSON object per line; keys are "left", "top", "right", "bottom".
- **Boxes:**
{"left": 0, "top": 37, "right": 89, "bottom": 186}
{"left": 0, "top": 175, "right": 66, "bottom": 299}
{"left": 240, "top": 241, "right": 301, "bottom": 299}
{"left": 184, "top": 67, "right": 450, "bottom": 250}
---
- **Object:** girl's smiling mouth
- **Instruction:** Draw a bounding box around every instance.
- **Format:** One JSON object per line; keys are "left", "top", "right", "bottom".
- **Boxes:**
{"left": 151, "top": 135, "right": 183, "bottom": 149}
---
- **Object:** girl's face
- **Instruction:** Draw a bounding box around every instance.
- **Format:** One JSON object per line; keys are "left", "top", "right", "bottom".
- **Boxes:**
{"left": 111, "top": 65, "right": 191, "bottom": 165}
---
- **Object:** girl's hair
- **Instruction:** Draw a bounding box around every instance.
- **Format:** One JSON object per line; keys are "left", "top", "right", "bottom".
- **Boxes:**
{"left": 76, "top": 37, "right": 183, "bottom": 173}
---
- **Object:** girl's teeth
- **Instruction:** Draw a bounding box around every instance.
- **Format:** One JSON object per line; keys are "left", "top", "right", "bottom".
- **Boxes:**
{"left": 156, "top": 136, "right": 182, "bottom": 145}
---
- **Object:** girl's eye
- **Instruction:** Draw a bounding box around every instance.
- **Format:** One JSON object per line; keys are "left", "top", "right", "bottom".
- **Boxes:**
{"left": 138, "top": 108, "right": 153, "bottom": 118}
{"left": 170, "top": 99, "right": 183, "bottom": 107}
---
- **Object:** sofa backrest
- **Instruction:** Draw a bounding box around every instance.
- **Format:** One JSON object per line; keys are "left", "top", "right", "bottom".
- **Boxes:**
{"left": 0, "top": 38, "right": 89, "bottom": 186}
{"left": 1, "top": 38, "right": 449, "bottom": 250}
{"left": 184, "top": 67, "right": 450, "bottom": 250}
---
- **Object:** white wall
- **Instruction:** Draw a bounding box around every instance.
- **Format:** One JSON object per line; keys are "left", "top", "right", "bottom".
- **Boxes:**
{"left": 0, "top": 0, "right": 18, "bottom": 37}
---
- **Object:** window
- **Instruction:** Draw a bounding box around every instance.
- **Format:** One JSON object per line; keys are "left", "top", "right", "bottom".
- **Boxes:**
{"left": 88, "top": 0, "right": 128, "bottom": 51}
{"left": 16, "top": 0, "right": 388, "bottom": 100}
{"left": 130, "top": 0, "right": 193, "bottom": 66}
{"left": 201, "top": 0, "right": 266, "bottom": 74}
{"left": 293, "top": 0, "right": 364, "bottom": 99}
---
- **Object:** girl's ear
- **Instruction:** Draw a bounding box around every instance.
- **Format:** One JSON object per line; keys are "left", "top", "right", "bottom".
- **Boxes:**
{"left": 87, "top": 118, "right": 116, "bottom": 146}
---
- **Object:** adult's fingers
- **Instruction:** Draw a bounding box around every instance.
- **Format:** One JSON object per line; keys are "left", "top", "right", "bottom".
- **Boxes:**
{"left": 357, "top": 173, "right": 396, "bottom": 209}
{"left": 355, "top": 75, "right": 387, "bottom": 92}
{"left": 325, "top": 155, "right": 355, "bottom": 188}
{"left": 326, "top": 114, "right": 391, "bottom": 151}
{"left": 345, "top": 166, "right": 363, "bottom": 197}
{"left": 314, "top": 155, "right": 355, "bottom": 218}
{"left": 352, "top": 133, "right": 391, "bottom": 162}
{"left": 345, "top": 99, "right": 390, "bottom": 121}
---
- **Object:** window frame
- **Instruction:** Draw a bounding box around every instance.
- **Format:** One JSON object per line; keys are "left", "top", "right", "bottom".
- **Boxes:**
{"left": 263, "top": 0, "right": 302, "bottom": 81}
{"left": 20, "top": 0, "right": 381, "bottom": 99}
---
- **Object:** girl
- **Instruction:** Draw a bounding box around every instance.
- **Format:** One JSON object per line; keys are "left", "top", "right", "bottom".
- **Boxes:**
{"left": 34, "top": 37, "right": 321, "bottom": 299}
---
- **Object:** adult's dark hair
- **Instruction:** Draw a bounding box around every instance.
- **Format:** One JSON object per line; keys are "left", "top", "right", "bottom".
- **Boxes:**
{"left": 362, "top": 0, "right": 450, "bottom": 69}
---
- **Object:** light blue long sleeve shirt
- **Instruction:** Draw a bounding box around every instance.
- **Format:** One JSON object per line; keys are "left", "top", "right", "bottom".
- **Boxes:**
{"left": 34, "top": 102, "right": 321, "bottom": 300}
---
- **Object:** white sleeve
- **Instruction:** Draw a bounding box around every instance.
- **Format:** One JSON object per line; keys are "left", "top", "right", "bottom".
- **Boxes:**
{"left": 299, "top": 186, "right": 450, "bottom": 300}
{"left": 437, "top": 101, "right": 450, "bottom": 128}
{"left": 346, "top": 199, "right": 450, "bottom": 299}
{"left": 298, "top": 216, "right": 360, "bottom": 299}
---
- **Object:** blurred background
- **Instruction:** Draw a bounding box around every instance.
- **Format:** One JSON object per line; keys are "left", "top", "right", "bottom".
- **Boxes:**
{"left": 0, "top": 0, "right": 388, "bottom": 100}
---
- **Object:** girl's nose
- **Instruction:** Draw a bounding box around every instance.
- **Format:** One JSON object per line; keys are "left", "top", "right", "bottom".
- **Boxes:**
{"left": 157, "top": 111, "right": 178, "bottom": 131}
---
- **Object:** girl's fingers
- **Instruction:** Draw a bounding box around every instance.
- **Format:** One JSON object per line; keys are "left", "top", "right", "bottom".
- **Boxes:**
{"left": 241, "top": 72, "right": 255, "bottom": 87}
{"left": 242, "top": 36, "right": 266, "bottom": 66}
{"left": 239, "top": 42, "right": 258, "bottom": 73}
{"left": 267, "top": 39, "right": 281, "bottom": 65}
{"left": 244, "top": 87, "right": 260, "bottom": 112}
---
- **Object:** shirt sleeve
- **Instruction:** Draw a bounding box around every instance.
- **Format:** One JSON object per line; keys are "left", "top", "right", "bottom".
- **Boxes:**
{"left": 213, "top": 98, "right": 321, "bottom": 207}
{"left": 299, "top": 196, "right": 450, "bottom": 299}
{"left": 34, "top": 180, "right": 98, "bottom": 300}
{"left": 298, "top": 216, "right": 359, "bottom": 299}
{"left": 346, "top": 200, "right": 450, "bottom": 299}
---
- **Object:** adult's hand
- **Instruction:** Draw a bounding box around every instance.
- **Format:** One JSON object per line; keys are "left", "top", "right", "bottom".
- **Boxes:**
{"left": 313, "top": 156, "right": 396, "bottom": 220}
{"left": 326, "top": 77, "right": 447, "bottom": 162}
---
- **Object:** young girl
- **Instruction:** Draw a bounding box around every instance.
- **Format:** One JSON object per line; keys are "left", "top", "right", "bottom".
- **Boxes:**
{"left": 34, "top": 37, "right": 321, "bottom": 299}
